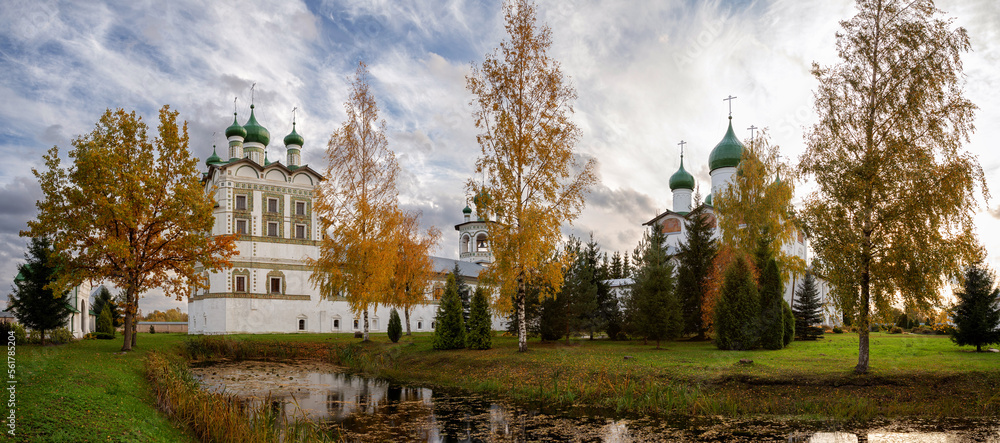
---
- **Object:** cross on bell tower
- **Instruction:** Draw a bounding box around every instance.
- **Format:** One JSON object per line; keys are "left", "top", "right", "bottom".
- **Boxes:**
{"left": 723, "top": 94, "right": 737, "bottom": 117}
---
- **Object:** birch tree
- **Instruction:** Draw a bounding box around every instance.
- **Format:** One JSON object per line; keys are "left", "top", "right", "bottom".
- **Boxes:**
{"left": 800, "top": 0, "right": 985, "bottom": 373}
{"left": 466, "top": 0, "right": 598, "bottom": 352}
{"left": 390, "top": 211, "right": 441, "bottom": 336}
{"left": 311, "top": 62, "right": 402, "bottom": 342}
{"left": 26, "top": 106, "right": 236, "bottom": 351}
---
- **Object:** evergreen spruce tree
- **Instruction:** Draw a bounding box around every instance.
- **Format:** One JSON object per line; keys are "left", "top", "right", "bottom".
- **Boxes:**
{"left": 630, "top": 228, "right": 681, "bottom": 348}
{"left": 758, "top": 259, "right": 785, "bottom": 350}
{"left": 8, "top": 237, "right": 72, "bottom": 345}
{"left": 714, "top": 256, "right": 761, "bottom": 350}
{"left": 433, "top": 274, "right": 466, "bottom": 350}
{"left": 97, "top": 304, "right": 114, "bottom": 336}
{"left": 450, "top": 263, "right": 472, "bottom": 333}
{"left": 676, "top": 206, "right": 718, "bottom": 339}
{"left": 951, "top": 263, "right": 1000, "bottom": 352}
{"left": 467, "top": 286, "right": 492, "bottom": 350}
{"left": 387, "top": 309, "right": 402, "bottom": 343}
{"left": 782, "top": 299, "right": 795, "bottom": 347}
{"left": 538, "top": 291, "right": 567, "bottom": 341}
{"left": 609, "top": 251, "right": 624, "bottom": 280}
{"left": 792, "top": 271, "right": 825, "bottom": 340}
{"left": 91, "top": 285, "right": 123, "bottom": 328}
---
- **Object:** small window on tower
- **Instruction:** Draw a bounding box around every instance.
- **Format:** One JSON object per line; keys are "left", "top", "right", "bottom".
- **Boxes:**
{"left": 268, "top": 198, "right": 278, "bottom": 213}
{"left": 267, "top": 222, "right": 278, "bottom": 237}
{"left": 295, "top": 201, "right": 306, "bottom": 215}
{"left": 235, "top": 195, "right": 247, "bottom": 211}
{"left": 295, "top": 224, "right": 306, "bottom": 239}
{"left": 236, "top": 219, "right": 248, "bottom": 234}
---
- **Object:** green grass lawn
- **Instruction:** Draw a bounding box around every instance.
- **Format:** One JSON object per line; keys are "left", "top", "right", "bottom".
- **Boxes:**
{"left": 16, "top": 330, "right": 1000, "bottom": 441}
{"left": 17, "top": 334, "right": 193, "bottom": 443}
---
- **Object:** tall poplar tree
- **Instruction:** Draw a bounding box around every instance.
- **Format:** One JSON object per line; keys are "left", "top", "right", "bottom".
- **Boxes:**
{"left": 466, "top": 0, "right": 598, "bottom": 352}
{"left": 800, "top": 0, "right": 985, "bottom": 373}
{"left": 27, "top": 106, "right": 236, "bottom": 351}
{"left": 311, "top": 62, "right": 403, "bottom": 342}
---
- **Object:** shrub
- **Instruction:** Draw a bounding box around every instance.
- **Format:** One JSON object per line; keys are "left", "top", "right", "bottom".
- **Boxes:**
{"left": 387, "top": 309, "right": 402, "bottom": 343}
{"left": 149, "top": 324, "right": 156, "bottom": 334}
{"left": 870, "top": 324, "right": 881, "bottom": 333}
{"left": 95, "top": 332, "right": 115, "bottom": 340}
{"left": 97, "top": 304, "right": 115, "bottom": 336}
{"left": 27, "top": 330, "right": 40, "bottom": 344}
{"left": 889, "top": 326, "right": 903, "bottom": 334}
{"left": 11, "top": 323, "right": 25, "bottom": 344}
{"left": 782, "top": 300, "right": 794, "bottom": 347}
{"left": 832, "top": 327, "right": 844, "bottom": 334}
{"left": 466, "top": 286, "right": 492, "bottom": 350}
{"left": 49, "top": 327, "right": 73, "bottom": 344}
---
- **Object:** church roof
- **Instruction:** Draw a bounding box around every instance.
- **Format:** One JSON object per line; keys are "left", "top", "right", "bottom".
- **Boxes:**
{"left": 243, "top": 105, "right": 270, "bottom": 146}
{"left": 225, "top": 113, "right": 246, "bottom": 139}
{"left": 430, "top": 256, "right": 485, "bottom": 278}
{"left": 708, "top": 117, "right": 745, "bottom": 171}
{"left": 283, "top": 122, "right": 304, "bottom": 147}
{"left": 205, "top": 145, "right": 223, "bottom": 167}
{"left": 669, "top": 157, "right": 695, "bottom": 191}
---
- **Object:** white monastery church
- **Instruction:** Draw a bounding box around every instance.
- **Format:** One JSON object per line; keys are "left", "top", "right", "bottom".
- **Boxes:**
{"left": 188, "top": 106, "right": 500, "bottom": 334}
{"left": 640, "top": 113, "right": 841, "bottom": 326}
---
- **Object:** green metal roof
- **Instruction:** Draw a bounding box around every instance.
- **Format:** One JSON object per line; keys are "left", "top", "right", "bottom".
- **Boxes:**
{"left": 205, "top": 145, "right": 222, "bottom": 166}
{"left": 708, "top": 117, "right": 745, "bottom": 171}
{"left": 225, "top": 113, "right": 247, "bottom": 139}
{"left": 705, "top": 193, "right": 713, "bottom": 206}
{"left": 669, "top": 157, "right": 695, "bottom": 191}
{"left": 462, "top": 205, "right": 472, "bottom": 214}
{"left": 283, "top": 122, "right": 304, "bottom": 147}
{"left": 243, "top": 105, "right": 270, "bottom": 146}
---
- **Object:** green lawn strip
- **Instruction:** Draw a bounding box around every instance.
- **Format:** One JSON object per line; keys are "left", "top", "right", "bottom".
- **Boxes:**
{"left": 316, "top": 333, "right": 1000, "bottom": 420}
{"left": 18, "top": 334, "right": 195, "bottom": 443}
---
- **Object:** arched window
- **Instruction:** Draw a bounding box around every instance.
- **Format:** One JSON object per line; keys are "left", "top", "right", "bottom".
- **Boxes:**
{"left": 475, "top": 233, "right": 489, "bottom": 252}
{"left": 461, "top": 234, "right": 471, "bottom": 254}
{"left": 298, "top": 318, "right": 306, "bottom": 331}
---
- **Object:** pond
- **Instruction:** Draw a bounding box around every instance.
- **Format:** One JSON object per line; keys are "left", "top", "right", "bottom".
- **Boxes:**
{"left": 190, "top": 361, "right": 1000, "bottom": 442}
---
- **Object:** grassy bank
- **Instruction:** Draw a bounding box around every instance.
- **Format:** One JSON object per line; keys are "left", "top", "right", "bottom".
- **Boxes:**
{"left": 16, "top": 334, "right": 194, "bottom": 443}
{"left": 185, "top": 332, "right": 998, "bottom": 421}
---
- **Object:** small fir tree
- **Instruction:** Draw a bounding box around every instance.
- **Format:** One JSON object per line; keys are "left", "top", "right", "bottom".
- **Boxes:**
{"left": 758, "top": 259, "right": 785, "bottom": 350}
{"left": 467, "top": 286, "right": 492, "bottom": 350}
{"left": 951, "top": 264, "right": 1000, "bottom": 352}
{"left": 792, "top": 271, "right": 824, "bottom": 340}
{"left": 433, "top": 274, "right": 466, "bottom": 350}
{"left": 91, "top": 286, "right": 123, "bottom": 328}
{"left": 97, "top": 304, "right": 114, "bottom": 336}
{"left": 714, "top": 256, "right": 761, "bottom": 350}
{"left": 782, "top": 299, "right": 795, "bottom": 347}
{"left": 677, "top": 205, "right": 718, "bottom": 340}
{"left": 629, "top": 228, "right": 681, "bottom": 348}
{"left": 387, "top": 309, "right": 402, "bottom": 343}
{"left": 538, "top": 292, "right": 567, "bottom": 341}
{"left": 450, "top": 263, "right": 473, "bottom": 332}
{"left": 8, "top": 237, "right": 72, "bottom": 345}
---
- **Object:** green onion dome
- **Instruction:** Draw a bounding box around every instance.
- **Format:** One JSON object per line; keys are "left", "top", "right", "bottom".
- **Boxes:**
{"left": 243, "top": 105, "right": 270, "bottom": 146}
{"left": 462, "top": 205, "right": 472, "bottom": 214}
{"left": 205, "top": 145, "right": 222, "bottom": 166}
{"left": 708, "top": 117, "right": 745, "bottom": 171}
{"left": 225, "top": 113, "right": 246, "bottom": 139}
{"left": 669, "top": 157, "right": 695, "bottom": 191}
{"left": 705, "top": 193, "right": 713, "bottom": 206}
{"left": 283, "top": 122, "right": 304, "bottom": 147}
{"left": 264, "top": 150, "right": 273, "bottom": 166}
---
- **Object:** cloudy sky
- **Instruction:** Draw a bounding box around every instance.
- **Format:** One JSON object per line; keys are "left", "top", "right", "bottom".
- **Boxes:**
{"left": 2, "top": 0, "right": 998, "bottom": 314}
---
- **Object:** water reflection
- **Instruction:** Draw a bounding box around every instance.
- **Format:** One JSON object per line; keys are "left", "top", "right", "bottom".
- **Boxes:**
{"left": 190, "top": 361, "right": 1000, "bottom": 442}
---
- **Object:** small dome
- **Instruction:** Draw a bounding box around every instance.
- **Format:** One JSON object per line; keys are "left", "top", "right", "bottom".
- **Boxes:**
{"left": 705, "top": 193, "right": 713, "bottom": 206}
{"left": 708, "top": 117, "right": 745, "bottom": 171}
{"left": 264, "top": 150, "right": 272, "bottom": 166}
{"left": 283, "top": 122, "right": 304, "bottom": 147}
{"left": 205, "top": 145, "right": 222, "bottom": 166}
{"left": 243, "top": 105, "right": 270, "bottom": 146}
{"left": 462, "top": 205, "right": 472, "bottom": 214}
{"left": 225, "top": 113, "right": 246, "bottom": 139}
{"left": 669, "top": 157, "right": 695, "bottom": 191}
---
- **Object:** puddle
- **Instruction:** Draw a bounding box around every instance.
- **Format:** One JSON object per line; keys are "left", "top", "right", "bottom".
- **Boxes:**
{"left": 190, "top": 361, "right": 1000, "bottom": 442}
